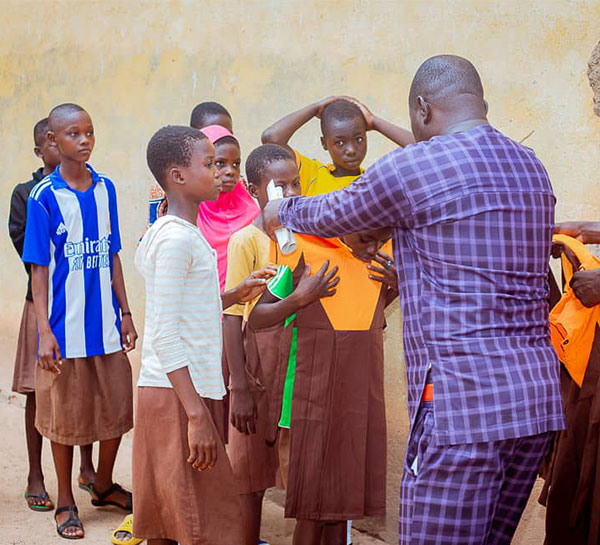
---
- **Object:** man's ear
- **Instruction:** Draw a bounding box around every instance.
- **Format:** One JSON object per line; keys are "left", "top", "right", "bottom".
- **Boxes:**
{"left": 417, "top": 96, "right": 432, "bottom": 125}
{"left": 320, "top": 135, "right": 328, "bottom": 152}
{"left": 483, "top": 99, "right": 489, "bottom": 115}
{"left": 47, "top": 131, "right": 57, "bottom": 146}
{"left": 34, "top": 145, "right": 43, "bottom": 159}
{"left": 168, "top": 166, "right": 185, "bottom": 186}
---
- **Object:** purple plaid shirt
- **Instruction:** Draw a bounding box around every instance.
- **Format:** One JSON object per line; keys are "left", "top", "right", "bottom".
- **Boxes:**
{"left": 279, "top": 124, "right": 565, "bottom": 445}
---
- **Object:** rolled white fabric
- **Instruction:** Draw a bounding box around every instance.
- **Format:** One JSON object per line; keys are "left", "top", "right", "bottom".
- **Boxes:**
{"left": 267, "top": 180, "right": 297, "bottom": 255}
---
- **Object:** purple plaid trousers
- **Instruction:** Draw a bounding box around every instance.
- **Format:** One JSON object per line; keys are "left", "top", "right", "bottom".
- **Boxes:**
{"left": 399, "top": 402, "right": 554, "bottom": 545}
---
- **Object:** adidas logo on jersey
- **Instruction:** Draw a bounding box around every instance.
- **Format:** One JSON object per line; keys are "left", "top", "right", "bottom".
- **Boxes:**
{"left": 56, "top": 222, "right": 67, "bottom": 236}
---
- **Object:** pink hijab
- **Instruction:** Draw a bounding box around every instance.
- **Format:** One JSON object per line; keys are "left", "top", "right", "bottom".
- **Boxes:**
{"left": 197, "top": 125, "right": 259, "bottom": 291}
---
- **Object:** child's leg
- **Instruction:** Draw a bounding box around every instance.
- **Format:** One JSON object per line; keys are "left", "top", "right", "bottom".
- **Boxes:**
{"left": 321, "top": 521, "right": 347, "bottom": 545}
{"left": 24, "top": 392, "right": 51, "bottom": 507}
{"left": 51, "top": 441, "right": 83, "bottom": 538}
{"left": 293, "top": 520, "right": 322, "bottom": 545}
{"left": 78, "top": 443, "right": 95, "bottom": 486}
{"left": 240, "top": 490, "right": 266, "bottom": 545}
{"left": 93, "top": 436, "right": 130, "bottom": 507}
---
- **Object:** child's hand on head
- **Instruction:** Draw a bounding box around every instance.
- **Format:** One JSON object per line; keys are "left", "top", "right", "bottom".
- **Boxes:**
{"left": 368, "top": 251, "right": 398, "bottom": 292}
{"left": 315, "top": 96, "right": 343, "bottom": 118}
{"left": 293, "top": 261, "right": 340, "bottom": 307}
{"left": 37, "top": 330, "right": 62, "bottom": 374}
{"left": 341, "top": 96, "right": 375, "bottom": 130}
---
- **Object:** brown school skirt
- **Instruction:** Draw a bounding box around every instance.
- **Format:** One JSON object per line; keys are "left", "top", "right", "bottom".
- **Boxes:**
{"left": 228, "top": 386, "right": 281, "bottom": 495}
{"left": 133, "top": 387, "right": 243, "bottom": 545}
{"left": 35, "top": 351, "right": 133, "bottom": 445}
{"left": 285, "top": 327, "right": 387, "bottom": 521}
{"left": 12, "top": 300, "right": 38, "bottom": 394}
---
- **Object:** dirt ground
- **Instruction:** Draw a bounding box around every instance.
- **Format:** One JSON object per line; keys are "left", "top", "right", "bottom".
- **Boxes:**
{"left": 0, "top": 355, "right": 547, "bottom": 545}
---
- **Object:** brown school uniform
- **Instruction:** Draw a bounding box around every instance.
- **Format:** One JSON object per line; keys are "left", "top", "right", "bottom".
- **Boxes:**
{"left": 224, "top": 224, "right": 282, "bottom": 494}
{"left": 256, "top": 234, "right": 388, "bottom": 521}
{"left": 132, "top": 388, "right": 242, "bottom": 545}
{"left": 9, "top": 170, "right": 45, "bottom": 394}
{"left": 34, "top": 351, "right": 133, "bottom": 445}
{"left": 12, "top": 300, "right": 38, "bottom": 394}
{"left": 540, "top": 329, "right": 600, "bottom": 545}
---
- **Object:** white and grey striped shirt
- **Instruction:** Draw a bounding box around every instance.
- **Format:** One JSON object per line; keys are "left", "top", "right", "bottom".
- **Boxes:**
{"left": 135, "top": 215, "right": 225, "bottom": 399}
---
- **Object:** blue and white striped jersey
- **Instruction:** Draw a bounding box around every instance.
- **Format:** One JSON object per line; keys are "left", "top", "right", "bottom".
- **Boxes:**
{"left": 23, "top": 164, "right": 123, "bottom": 358}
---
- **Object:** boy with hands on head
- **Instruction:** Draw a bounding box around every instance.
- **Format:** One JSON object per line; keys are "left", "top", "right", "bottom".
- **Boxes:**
{"left": 262, "top": 96, "right": 414, "bottom": 196}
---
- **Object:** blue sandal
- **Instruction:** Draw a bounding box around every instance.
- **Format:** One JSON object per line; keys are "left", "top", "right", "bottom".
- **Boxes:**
{"left": 55, "top": 505, "right": 84, "bottom": 540}
{"left": 24, "top": 490, "right": 54, "bottom": 512}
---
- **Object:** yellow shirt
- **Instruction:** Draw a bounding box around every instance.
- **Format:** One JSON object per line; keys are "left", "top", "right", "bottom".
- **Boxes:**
{"left": 295, "top": 150, "right": 363, "bottom": 196}
{"left": 224, "top": 223, "right": 271, "bottom": 320}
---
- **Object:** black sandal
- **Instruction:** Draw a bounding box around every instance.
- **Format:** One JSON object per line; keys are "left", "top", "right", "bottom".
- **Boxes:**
{"left": 54, "top": 505, "right": 84, "bottom": 540}
{"left": 90, "top": 482, "right": 132, "bottom": 512}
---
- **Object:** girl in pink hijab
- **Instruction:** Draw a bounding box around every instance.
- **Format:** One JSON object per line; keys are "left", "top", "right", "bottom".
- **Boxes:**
{"left": 197, "top": 125, "right": 259, "bottom": 290}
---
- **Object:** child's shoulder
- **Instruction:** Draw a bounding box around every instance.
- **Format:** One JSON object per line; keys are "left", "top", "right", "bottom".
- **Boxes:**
{"left": 28, "top": 174, "right": 54, "bottom": 203}
{"left": 230, "top": 222, "right": 266, "bottom": 245}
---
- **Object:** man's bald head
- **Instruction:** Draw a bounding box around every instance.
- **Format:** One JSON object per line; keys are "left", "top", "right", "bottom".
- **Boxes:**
{"left": 408, "top": 55, "right": 488, "bottom": 142}
{"left": 409, "top": 55, "right": 484, "bottom": 104}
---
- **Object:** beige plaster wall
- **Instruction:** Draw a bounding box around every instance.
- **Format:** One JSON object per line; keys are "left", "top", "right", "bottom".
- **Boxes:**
{"left": 1, "top": 1, "right": 600, "bottom": 541}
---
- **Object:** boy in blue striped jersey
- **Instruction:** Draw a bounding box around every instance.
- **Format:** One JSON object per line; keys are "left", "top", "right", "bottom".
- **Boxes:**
{"left": 23, "top": 103, "right": 137, "bottom": 540}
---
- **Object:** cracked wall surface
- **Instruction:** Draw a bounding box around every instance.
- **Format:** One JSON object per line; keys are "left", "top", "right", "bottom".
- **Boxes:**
{"left": 589, "top": 40, "right": 600, "bottom": 117}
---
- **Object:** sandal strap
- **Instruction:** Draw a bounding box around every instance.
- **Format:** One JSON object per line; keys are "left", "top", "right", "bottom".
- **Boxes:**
{"left": 94, "top": 482, "right": 124, "bottom": 501}
{"left": 55, "top": 505, "right": 78, "bottom": 517}
{"left": 26, "top": 491, "right": 50, "bottom": 501}
{"left": 55, "top": 505, "right": 83, "bottom": 534}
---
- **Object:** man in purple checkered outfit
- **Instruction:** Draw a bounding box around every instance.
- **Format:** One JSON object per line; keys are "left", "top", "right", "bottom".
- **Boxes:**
{"left": 263, "top": 55, "right": 565, "bottom": 544}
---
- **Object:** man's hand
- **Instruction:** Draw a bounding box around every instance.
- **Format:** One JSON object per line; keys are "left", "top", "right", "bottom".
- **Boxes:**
{"left": 121, "top": 315, "right": 138, "bottom": 353}
{"left": 187, "top": 412, "right": 218, "bottom": 471}
{"left": 38, "top": 330, "right": 62, "bottom": 374}
{"left": 262, "top": 200, "right": 285, "bottom": 240}
{"left": 570, "top": 269, "right": 600, "bottom": 308}
{"left": 230, "top": 387, "right": 258, "bottom": 435}
{"left": 236, "top": 266, "right": 277, "bottom": 303}
{"left": 367, "top": 251, "right": 398, "bottom": 291}
{"left": 292, "top": 261, "right": 340, "bottom": 307}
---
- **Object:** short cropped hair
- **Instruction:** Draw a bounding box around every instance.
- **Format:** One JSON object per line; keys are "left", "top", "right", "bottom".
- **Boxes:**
{"left": 33, "top": 118, "right": 50, "bottom": 146}
{"left": 146, "top": 125, "right": 208, "bottom": 188}
{"left": 408, "top": 55, "right": 484, "bottom": 104}
{"left": 214, "top": 135, "right": 239, "bottom": 149}
{"left": 245, "top": 144, "right": 295, "bottom": 187}
{"left": 190, "top": 102, "right": 231, "bottom": 129}
{"left": 48, "top": 103, "right": 86, "bottom": 130}
{"left": 320, "top": 100, "right": 365, "bottom": 135}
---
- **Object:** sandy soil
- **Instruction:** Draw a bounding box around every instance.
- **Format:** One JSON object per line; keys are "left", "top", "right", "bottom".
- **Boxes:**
{"left": 0, "top": 356, "right": 546, "bottom": 545}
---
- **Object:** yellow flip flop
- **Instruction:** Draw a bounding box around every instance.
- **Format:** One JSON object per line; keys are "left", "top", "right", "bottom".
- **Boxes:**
{"left": 111, "top": 514, "right": 142, "bottom": 545}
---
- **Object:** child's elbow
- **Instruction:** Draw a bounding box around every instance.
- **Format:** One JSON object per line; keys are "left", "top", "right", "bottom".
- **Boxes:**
{"left": 261, "top": 127, "right": 276, "bottom": 144}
